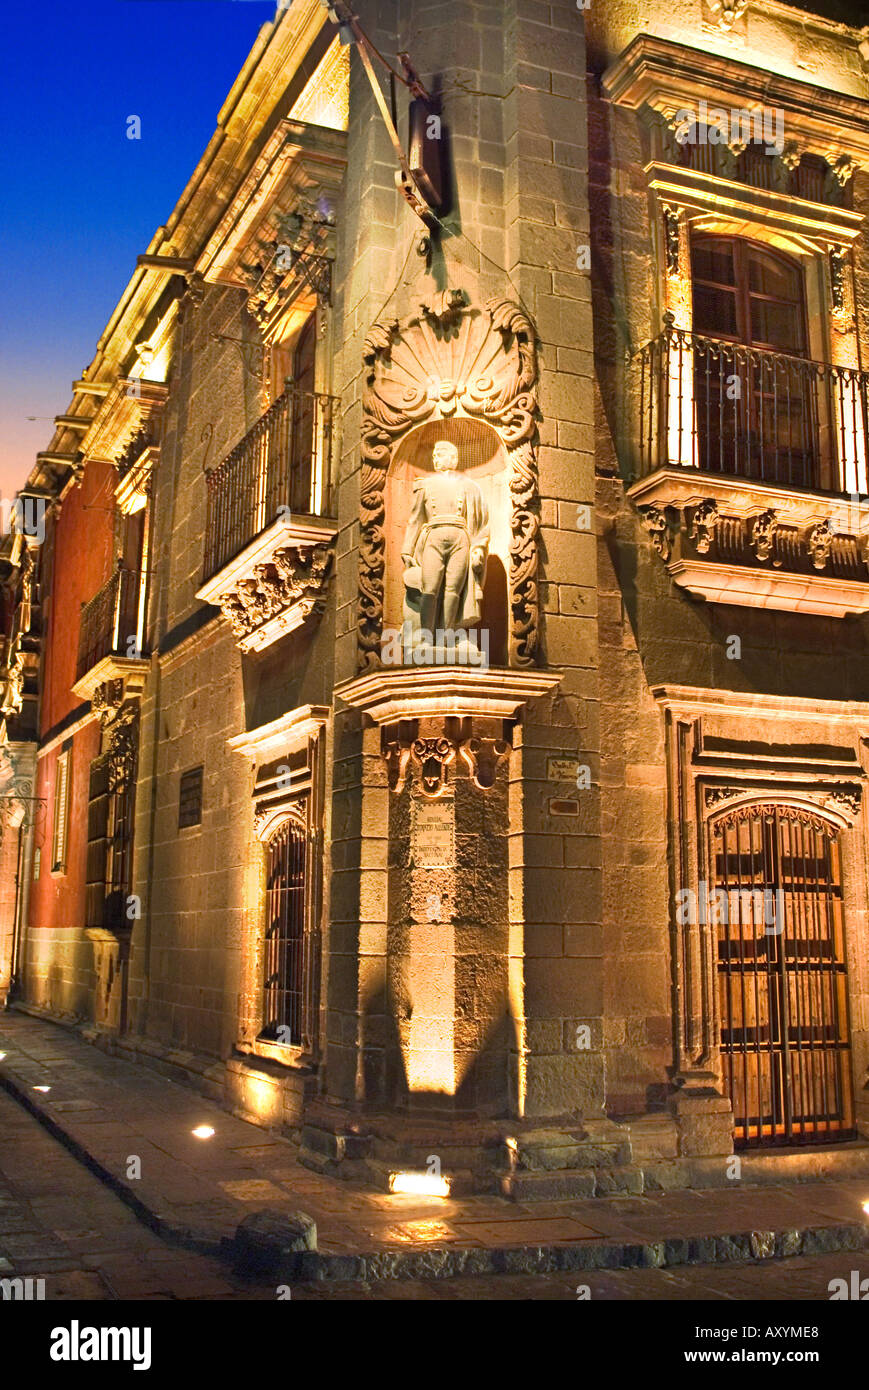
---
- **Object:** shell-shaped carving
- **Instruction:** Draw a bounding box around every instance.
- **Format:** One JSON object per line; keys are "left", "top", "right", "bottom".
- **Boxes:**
{"left": 358, "top": 292, "right": 541, "bottom": 671}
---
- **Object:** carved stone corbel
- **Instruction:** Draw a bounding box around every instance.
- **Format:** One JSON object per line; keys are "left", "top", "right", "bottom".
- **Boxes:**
{"left": 458, "top": 735, "right": 510, "bottom": 790}
{"left": 780, "top": 142, "right": 802, "bottom": 172}
{"left": 217, "top": 542, "right": 334, "bottom": 650}
{"left": 639, "top": 505, "right": 672, "bottom": 562}
{"left": 705, "top": 0, "right": 747, "bottom": 31}
{"left": 750, "top": 509, "right": 778, "bottom": 562}
{"left": 410, "top": 737, "right": 456, "bottom": 798}
{"left": 827, "top": 155, "right": 857, "bottom": 187}
{"left": 807, "top": 519, "right": 834, "bottom": 571}
{"left": 690, "top": 500, "right": 719, "bottom": 554}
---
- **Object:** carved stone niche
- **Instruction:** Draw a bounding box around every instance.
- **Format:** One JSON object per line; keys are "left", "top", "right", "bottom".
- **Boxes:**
{"left": 197, "top": 520, "right": 336, "bottom": 653}
{"left": 354, "top": 289, "right": 543, "bottom": 673}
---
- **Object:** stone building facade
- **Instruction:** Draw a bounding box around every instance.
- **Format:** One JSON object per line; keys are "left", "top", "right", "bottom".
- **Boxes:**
{"left": 3, "top": 0, "right": 869, "bottom": 1196}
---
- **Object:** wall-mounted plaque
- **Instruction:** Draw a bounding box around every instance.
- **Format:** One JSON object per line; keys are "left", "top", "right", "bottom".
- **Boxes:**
{"left": 547, "top": 757, "right": 579, "bottom": 782}
{"left": 412, "top": 797, "right": 455, "bottom": 867}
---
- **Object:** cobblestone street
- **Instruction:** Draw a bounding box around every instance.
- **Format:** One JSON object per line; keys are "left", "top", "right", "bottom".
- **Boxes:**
{"left": 2, "top": 1088, "right": 869, "bottom": 1302}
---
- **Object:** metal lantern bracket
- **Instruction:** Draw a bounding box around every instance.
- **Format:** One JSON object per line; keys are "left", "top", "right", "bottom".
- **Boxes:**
{"left": 319, "top": 0, "right": 444, "bottom": 228}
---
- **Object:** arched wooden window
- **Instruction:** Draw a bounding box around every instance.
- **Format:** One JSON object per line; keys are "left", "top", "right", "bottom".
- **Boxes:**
{"left": 711, "top": 804, "right": 854, "bottom": 1149}
{"left": 261, "top": 816, "right": 310, "bottom": 1048}
{"left": 690, "top": 234, "right": 819, "bottom": 487}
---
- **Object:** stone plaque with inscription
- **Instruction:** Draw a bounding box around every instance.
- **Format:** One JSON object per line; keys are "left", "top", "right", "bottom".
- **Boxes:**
{"left": 547, "top": 756, "right": 579, "bottom": 783}
{"left": 412, "top": 797, "right": 455, "bottom": 867}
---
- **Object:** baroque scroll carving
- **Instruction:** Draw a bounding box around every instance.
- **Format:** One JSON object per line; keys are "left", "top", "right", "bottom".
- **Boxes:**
{"left": 218, "top": 543, "right": 333, "bottom": 644}
{"left": 359, "top": 289, "right": 540, "bottom": 671}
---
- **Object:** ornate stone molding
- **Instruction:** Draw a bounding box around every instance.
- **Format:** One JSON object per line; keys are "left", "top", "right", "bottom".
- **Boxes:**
{"left": 662, "top": 206, "right": 682, "bottom": 277}
{"left": 358, "top": 290, "right": 541, "bottom": 671}
{"left": 380, "top": 716, "right": 512, "bottom": 798}
{"left": 629, "top": 471, "right": 869, "bottom": 617}
{"left": 106, "top": 704, "right": 139, "bottom": 794}
{"left": 197, "top": 516, "right": 337, "bottom": 654}
{"left": 217, "top": 542, "right": 333, "bottom": 653}
{"left": 704, "top": 783, "right": 862, "bottom": 827}
{"left": 336, "top": 666, "right": 562, "bottom": 725}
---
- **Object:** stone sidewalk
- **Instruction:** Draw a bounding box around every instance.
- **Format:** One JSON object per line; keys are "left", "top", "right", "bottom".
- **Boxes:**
{"left": 1, "top": 1011, "right": 867, "bottom": 1283}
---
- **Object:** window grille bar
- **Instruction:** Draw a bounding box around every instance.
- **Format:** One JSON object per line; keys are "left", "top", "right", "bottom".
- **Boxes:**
{"left": 713, "top": 805, "right": 854, "bottom": 1149}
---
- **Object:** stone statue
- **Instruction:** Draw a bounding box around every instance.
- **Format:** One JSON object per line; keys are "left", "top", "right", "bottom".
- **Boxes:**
{"left": 401, "top": 441, "right": 489, "bottom": 648}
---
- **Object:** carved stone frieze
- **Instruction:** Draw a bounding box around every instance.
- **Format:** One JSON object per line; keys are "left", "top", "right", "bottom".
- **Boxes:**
{"left": 359, "top": 290, "right": 540, "bottom": 671}
{"left": 218, "top": 542, "right": 334, "bottom": 652}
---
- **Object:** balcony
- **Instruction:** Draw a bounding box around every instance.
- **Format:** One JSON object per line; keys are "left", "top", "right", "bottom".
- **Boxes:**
{"left": 197, "top": 386, "right": 338, "bottom": 652}
{"left": 629, "top": 320, "right": 869, "bottom": 617}
{"left": 72, "top": 565, "right": 148, "bottom": 702}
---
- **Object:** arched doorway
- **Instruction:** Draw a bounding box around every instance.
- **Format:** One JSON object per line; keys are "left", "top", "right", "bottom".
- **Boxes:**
{"left": 711, "top": 803, "right": 855, "bottom": 1148}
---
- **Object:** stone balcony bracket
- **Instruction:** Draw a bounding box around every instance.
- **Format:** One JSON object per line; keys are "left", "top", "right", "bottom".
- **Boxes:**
{"left": 630, "top": 470, "right": 869, "bottom": 618}
{"left": 196, "top": 516, "right": 338, "bottom": 654}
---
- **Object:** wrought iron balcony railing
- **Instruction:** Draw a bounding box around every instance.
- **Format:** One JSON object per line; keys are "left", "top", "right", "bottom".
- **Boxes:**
{"left": 76, "top": 566, "right": 142, "bottom": 683}
{"left": 637, "top": 318, "right": 869, "bottom": 496}
{"left": 203, "top": 386, "right": 337, "bottom": 582}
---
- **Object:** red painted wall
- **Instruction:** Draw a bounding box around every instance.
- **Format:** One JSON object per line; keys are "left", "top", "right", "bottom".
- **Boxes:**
{"left": 40, "top": 461, "right": 115, "bottom": 737}
{"left": 29, "top": 461, "right": 116, "bottom": 938}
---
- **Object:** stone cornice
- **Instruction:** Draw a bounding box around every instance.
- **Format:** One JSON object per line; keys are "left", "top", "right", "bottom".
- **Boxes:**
{"left": 644, "top": 161, "right": 864, "bottom": 250}
{"left": 335, "top": 668, "right": 564, "bottom": 724}
{"left": 603, "top": 33, "right": 869, "bottom": 169}
{"left": 227, "top": 705, "right": 330, "bottom": 760}
{"left": 652, "top": 684, "right": 869, "bottom": 722}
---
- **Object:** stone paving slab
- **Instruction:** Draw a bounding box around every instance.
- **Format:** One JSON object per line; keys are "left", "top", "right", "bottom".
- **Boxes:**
{"left": 1, "top": 1011, "right": 868, "bottom": 1283}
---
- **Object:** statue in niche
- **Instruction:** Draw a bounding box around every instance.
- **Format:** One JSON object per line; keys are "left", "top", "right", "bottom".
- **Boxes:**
{"left": 400, "top": 440, "right": 489, "bottom": 663}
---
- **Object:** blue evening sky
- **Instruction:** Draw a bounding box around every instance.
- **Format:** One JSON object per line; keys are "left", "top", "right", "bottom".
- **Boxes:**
{"left": 0, "top": 0, "right": 278, "bottom": 498}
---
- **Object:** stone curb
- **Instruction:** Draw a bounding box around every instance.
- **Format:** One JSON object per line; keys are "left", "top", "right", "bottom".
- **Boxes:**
{"left": 293, "top": 1221, "right": 869, "bottom": 1283}
{"left": 0, "top": 1064, "right": 222, "bottom": 1259}
{"left": 2, "top": 1057, "right": 868, "bottom": 1285}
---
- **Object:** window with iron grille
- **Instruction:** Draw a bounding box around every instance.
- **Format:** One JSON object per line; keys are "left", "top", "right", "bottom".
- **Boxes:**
{"left": 712, "top": 803, "right": 855, "bottom": 1149}
{"left": 260, "top": 815, "right": 313, "bottom": 1049}
{"left": 178, "top": 766, "right": 203, "bottom": 829}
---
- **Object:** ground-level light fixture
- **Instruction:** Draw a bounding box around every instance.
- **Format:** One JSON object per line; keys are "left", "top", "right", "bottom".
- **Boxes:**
{"left": 862, "top": 1199, "right": 869, "bottom": 1217}
{"left": 388, "top": 1171, "right": 451, "bottom": 1197}
{"left": 33, "top": 1085, "right": 50, "bottom": 1093}
{"left": 191, "top": 1124, "right": 215, "bottom": 1140}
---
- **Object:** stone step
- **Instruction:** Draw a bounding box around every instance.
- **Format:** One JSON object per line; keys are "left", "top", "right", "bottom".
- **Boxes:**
{"left": 619, "top": 1113, "right": 679, "bottom": 1162}
{"left": 499, "top": 1164, "right": 645, "bottom": 1201}
{"left": 361, "top": 1157, "right": 479, "bottom": 1197}
{"left": 510, "top": 1127, "right": 631, "bottom": 1173}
